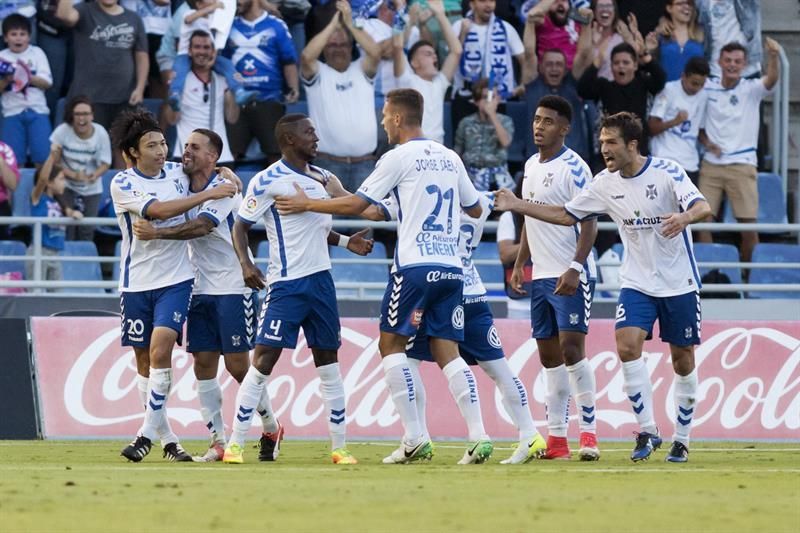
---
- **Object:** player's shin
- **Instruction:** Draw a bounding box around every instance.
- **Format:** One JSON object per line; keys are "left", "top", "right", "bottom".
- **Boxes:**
{"left": 407, "top": 359, "right": 430, "bottom": 442}
{"left": 381, "top": 353, "right": 424, "bottom": 444}
{"left": 197, "top": 378, "right": 225, "bottom": 445}
{"left": 622, "top": 358, "right": 658, "bottom": 434}
{"left": 672, "top": 369, "right": 698, "bottom": 447}
{"left": 229, "top": 366, "right": 268, "bottom": 448}
{"left": 479, "top": 359, "right": 537, "bottom": 442}
{"left": 317, "top": 362, "right": 347, "bottom": 450}
{"left": 567, "top": 358, "right": 597, "bottom": 434}
{"left": 544, "top": 365, "right": 570, "bottom": 438}
{"left": 139, "top": 367, "right": 171, "bottom": 442}
{"left": 443, "top": 358, "right": 488, "bottom": 442}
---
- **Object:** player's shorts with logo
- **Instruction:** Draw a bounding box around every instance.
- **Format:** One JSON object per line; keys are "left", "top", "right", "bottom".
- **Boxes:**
{"left": 615, "top": 288, "right": 701, "bottom": 346}
{"left": 256, "top": 270, "right": 341, "bottom": 350}
{"left": 530, "top": 278, "right": 595, "bottom": 339}
{"left": 407, "top": 296, "right": 504, "bottom": 364}
{"left": 380, "top": 265, "right": 465, "bottom": 341}
{"left": 120, "top": 278, "right": 193, "bottom": 347}
{"left": 187, "top": 292, "right": 257, "bottom": 354}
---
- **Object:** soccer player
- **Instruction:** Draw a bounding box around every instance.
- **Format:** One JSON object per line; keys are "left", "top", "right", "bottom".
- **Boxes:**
{"left": 109, "top": 110, "right": 237, "bottom": 462}
{"left": 511, "top": 95, "right": 600, "bottom": 461}
{"left": 223, "top": 113, "right": 373, "bottom": 465}
{"left": 275, "top": 88, "right": 490, "bottom": 465}
{"left": 366, "top": 192, "right": 547, "bottom": 464}
{"left": 132, "top": 128, "right": 273, "bottom": 462}
{"left": 494, "top": 111, "right": 712, "bottom": 463}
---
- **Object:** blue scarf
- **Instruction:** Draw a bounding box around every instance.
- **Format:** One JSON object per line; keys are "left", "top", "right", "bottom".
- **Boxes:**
{"left": 459, "top": 13, "right": 514, "bottom": 98}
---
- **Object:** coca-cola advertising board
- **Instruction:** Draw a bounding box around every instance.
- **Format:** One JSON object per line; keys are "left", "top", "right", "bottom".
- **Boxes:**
{"left": 30, "top": 318, "right": 799, "bottom": 440}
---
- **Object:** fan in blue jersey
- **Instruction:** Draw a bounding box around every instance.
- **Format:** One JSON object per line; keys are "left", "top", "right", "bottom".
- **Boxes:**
{"left": 110, "top": 109, "right": 237, "bottom": 463}
{"left": 495, "top": 111, "right": 713, "bottom": 463}
{"left": 223, "top": 113, "right": 374, "bottom": 465}
{"left": 275, "top": 89, "right": 491, "bottom": 465}
{"left": 512, "top": 95, "right": 600, "bottom": 461}
{"left": 132, "top": 128, "right": 273, "bottom": 462}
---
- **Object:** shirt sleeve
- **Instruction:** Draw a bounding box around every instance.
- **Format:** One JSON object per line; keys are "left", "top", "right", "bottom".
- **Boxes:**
{"left": 356, "top": 151, "right": 403, "bottom": 204}
{"left": 379, "top": 197, "right": 399, "bottom": 221}
{"left": 496, "top": 211, "right": 516, "bottom": 241}
{"left": 567, "top": 157, "right": 593, "bottom": 198}
{"left": 672, "top": 167, "right": 705, "bottom": 211}
{"left": 33, "top": 47, "right": 53, "bottom": 85}
{"left": 277, "top": 19, "right": 298, "bottom": 64}
{"left": 110, "top": 173, "right": 156, "bottom": 217}
{"left": 198, "top": 186, "right": 237, "bottom": 227}
{"left": 505, "top": 23, "right": 525, "bottom": 56}
{"left": 457, "top": 157, "right": 480, "bottom": 208}
{"left": 133, "top": 12, "right": 149, "bottom": 52}
{"left": 564, "top": 181, "right": 607, "bottom": 220}
{"left": 237, "top": 172, "right": 281, "bottom": 224}
{"left": 649, "top": 86, "right": 669, "bottom": 120}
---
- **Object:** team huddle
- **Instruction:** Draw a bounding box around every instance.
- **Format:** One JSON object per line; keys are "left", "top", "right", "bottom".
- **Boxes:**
{"left": 111, "top": 88, "right": 711, "bottom": 466}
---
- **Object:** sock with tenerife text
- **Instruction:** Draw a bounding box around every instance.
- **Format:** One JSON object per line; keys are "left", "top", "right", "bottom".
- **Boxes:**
{"left": 672, "top": 368, "right": 698, "bottom": 446}
{"left": 197, "top": 378, "right": 225, "bottom": 445}
{"left": 567, "top": 358, "right": 597, "bottom": 434}
{"left": 138, "top": 367, "right": 171, "bottom": 442}
{"left": 229, "top": 366, "right": 268, "bottom": 448}
{"left": 257, "top": 386, "right": 279, "bottom": 434}
{"left": 317, "top": 362, "right": 347, "bottom": 450}
{"left": 622, "top": 357, "right": 658, "bottom": 434}
{"left": 544, "top": 365, "right": 570, "bottom": 438}
{"left": 406, "top": 358, "right": 430, "bottom": 442}
{"left": 479, "top": 359, "right": 537, "bottom": 442}
{"left": 443, "top": 358, "right": 487, "bottom": 442}
{"left": 381, "top": 353, "right": 424, "bottom": 445}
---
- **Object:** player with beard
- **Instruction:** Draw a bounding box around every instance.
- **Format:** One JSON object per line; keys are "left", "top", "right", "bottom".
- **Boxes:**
{"left": 495, "top": 111, "right": 712, "bottom": 463}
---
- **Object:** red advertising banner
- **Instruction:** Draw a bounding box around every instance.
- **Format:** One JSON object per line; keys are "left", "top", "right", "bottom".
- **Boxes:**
{"left": 30, "top": 318, "right": 800, "bottom": 440}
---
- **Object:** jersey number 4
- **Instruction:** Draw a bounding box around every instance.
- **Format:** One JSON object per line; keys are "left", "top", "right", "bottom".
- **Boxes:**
{"left": 423, "top": 185, "right": 454, "bottom": 234}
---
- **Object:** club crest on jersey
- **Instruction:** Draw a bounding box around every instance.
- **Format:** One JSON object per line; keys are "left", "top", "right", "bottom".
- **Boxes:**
{"left": 645, "top": 184, "right": 657, "bottom": 200}
{"left": 452, "top": 305, "right": 464, "bottom": 330}
{"left": 487, "top": 325, "right": 502, "bottom": 348}
{"left": 231, "top": 335, "right": 241, "bottom": 347}
{"left": 173, "top": 311, "right": 182, "bottom": 323}
{"left": 569, "top": 313, "right": 579, "bottom": 325}
{"left": 246, "top": 197, "right": 257, "bottom": 210}
{"left": 543, "top": 173, "right": 554, "bottom": 187}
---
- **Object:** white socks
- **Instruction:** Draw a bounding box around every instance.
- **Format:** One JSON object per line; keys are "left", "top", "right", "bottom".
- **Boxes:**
{"left": 138, "top": 367, "right": 171, "bottom": 442}
{"left": 622, "top": 357, "right": 657, "bottom": 434}
{"left": 257, "top": 385, "right": 279, "bottom": 434}
{"left": 443, "top": 358, "right": 487, "bottom": 442}
{"left": 197, "top": 378, "right": 225, "bottom": 445}
{"left": 229, "top": 366, "right": 268, "bottom": 448}
{"left": 381, "top": 353, "right": 423, "bottom": 444}
{"left": 567, "top": 359, "right": 597, "bottom": 434}
{"left": 317, "top": 362, "right": 347, "bottom": 450}
{"left": 137, "top": 373, "right": 178, "bottom": 447}
{"left": 478, "top": 359, "right": 536, "bottom": 441}
{"left": 406, "top": 359, "right": 430, "bottom": 442}
{"left": 544, "top": 365, "right": 570, "bottom": 438}
{"left": 672, "top": 369, "right": 698, "bottom": 446}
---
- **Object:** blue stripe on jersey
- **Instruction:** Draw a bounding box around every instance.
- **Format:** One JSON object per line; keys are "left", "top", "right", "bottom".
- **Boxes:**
{"left": 270, "top": 205, "right": 288, "bottom": 277}
{"left": 391, "top": 187, "right": 403, "bottom": 268}
{"left": 681, "top": 229, "right": 702, "bottom": 288}
{"left": 226, "top": 212, "right": 234, "bottom": 231}
{"left": 726, "top": 147, "right": 756, "bottom": 155}
{"left": 237, "top": 214, "right": 257, "bottom": 225}
{"left": 623, "top": 156, "right": 652, "bottom": 179}
{"left": 686, "top": 197, "right": 704, "bottom": 210}
{"left": 199, "top": 211, "right": 220, "bottom": 227}
{"left": 356, "top": 191, "right": 379, "bottom": 205}
{"left": 122, "top": 212, "right": 133, "bottom": 289}
{"left": 141, "top": 197, "right": 156, "bottom": 219}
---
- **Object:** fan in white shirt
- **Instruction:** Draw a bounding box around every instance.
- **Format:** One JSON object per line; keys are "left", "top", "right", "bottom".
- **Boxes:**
{"left": 495, "top": 111, "right": 713, "bottom": 465}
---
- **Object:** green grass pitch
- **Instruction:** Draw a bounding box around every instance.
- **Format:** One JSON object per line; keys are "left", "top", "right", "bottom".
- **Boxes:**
{"left": 1, "top": 440, "right": 798, "bottom": 532}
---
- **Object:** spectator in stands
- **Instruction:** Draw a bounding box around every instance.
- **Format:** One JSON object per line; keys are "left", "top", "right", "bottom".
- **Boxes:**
{"left": 28, "top": 163, "right": 83, "bottom": 286}
{"left": 166, "top": 0, "right": 258, "bottom": 112}
{"left": 577, "top": 40, "right": 666, "bottom": 152}
{"left": 648, "top": 56, "right": 709, "bottom": 185}
{"left": 455, "top": 78, "right": 514, "bottom": 191}
{"left": 164, "top": 30, "right": 240, "bottom": 165}
{"left": 56, "top": 0, "right": 149, "bottom": 133}
{"left": 393, "top": 0, "right": 460, "bottom": 144}
{"left": 36, "top": 0, "right": 76, "bottom": 119}
{"left": 271, "top": 0, "right": 311, "bottom": 56}
{"left": 225, "top": 0, "right": 299, "bottom": 164}
{"left": 576, "top": 0, "right": 624, "bottom": 81}
{"left": 696, "top": 0, "right": 761, "bottom": 79}
{"left": 43, "top": 95, "right": 112, "bottom": 241}
{"left": 121, "top": 0, "right": 172, "bottom": 99}
{"left": 300, "top": 0, "right": 381, "bottom": 192}
{"left": 0, "top": 0, "right": 36, "bottom": 40}
{"left": 361, "top": 0, "right": 421, "bottom": 98}
{"left": 0, "top": 141, "right": 20, "bottom": 239}
{"left": 616, "top": 0, "right": 667, "bottom": 36}
{"left": 654, "top": 0, "right": 704, "bottom": 81}
{"left": 155, "top": 2, "right": 190, "bottom": 90}
{"left": 696, "top": 39, "right": 782, "bottom": 266}
{"left": 0, "top": 15, "right": 53, "bottom": 168}
{"left": 527, "top": 0, "right": 583, "bottom": 70}
{"left": 414, "top": 0, "right": 463, "bottom": 62}
{"left": 522, "top": 10, "right": 591, "bottom": 161}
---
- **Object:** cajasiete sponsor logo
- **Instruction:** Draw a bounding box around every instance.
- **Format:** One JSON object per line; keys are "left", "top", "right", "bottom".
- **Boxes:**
{"left": 31, "top": 319, "right": 800, "bottom": 439}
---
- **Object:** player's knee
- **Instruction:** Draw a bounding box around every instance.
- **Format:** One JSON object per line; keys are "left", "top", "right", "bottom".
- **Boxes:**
{"left": 616, "top": 341, "right": 641, "bottom": 362}
{"left": 312, "top": 349, "right": 338, "bottom": 367}
{"left": 670, "top": 346, "right": 695, "bottom": 374}
{"left": 559, "top": 338, "right": 584, "bottom": 365}
{"left": 253, "top": 347, "right": 282, "bottom": 375}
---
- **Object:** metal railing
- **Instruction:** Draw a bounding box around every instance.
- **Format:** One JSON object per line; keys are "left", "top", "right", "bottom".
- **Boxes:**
{"left": 770, "top": 47, "right": 790, "bottom": 193}
{"left": 1, "top": 217, "right": 799, "bottom": 302}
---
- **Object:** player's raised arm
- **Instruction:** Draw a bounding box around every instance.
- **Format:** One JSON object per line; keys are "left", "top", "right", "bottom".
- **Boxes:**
{"left": 493, "top": 188, "right": 577, "bottom": 226}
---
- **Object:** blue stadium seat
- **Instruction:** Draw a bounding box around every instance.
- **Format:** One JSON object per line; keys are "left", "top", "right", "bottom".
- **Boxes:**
{"left": 61, "top": 241, "right": 104, "bottom": 293}
{"left": 611, "top": 242, "right": 624, "bottom": 260}
{"left": 11, "top": 168, "right": 37, "bottom": 217}
{"left": 97, "top": 169, "right": 123, "bottom": 237}
{"left": 471, "top": 242, "right": 504, "bottom": 292}
{"left": 329, "top": 242, "right": 388, "bottom": 298}
{"left": 693, "top": 242, "right": 742, "bottom": 284}
{"left": 722, "top": 173, "right": 788, "bottom": 227}
{"left": 286, "top": 101, "right": 309, "bottom": 116}
{"left": 0, "top": 240, "right": 26, "bottom": 276}
{"left": 748, "top": 243, "right": 800, "bottom": 299}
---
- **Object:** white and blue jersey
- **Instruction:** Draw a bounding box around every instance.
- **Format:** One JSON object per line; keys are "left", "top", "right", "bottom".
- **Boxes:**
{"left": 237, "top": 159, "right": 333, "bottom": 284}
{"left": 522, "top": 146, "right": 597, "bottom": 282}
{"left": 357, "top": 139, "right": 481, "bottom": 273}
{"left": 110, "top": 162, "right": 194, "bottom": 292}
{"left": 565, "top": 156, "right": 705, "bottom": 297}
{"left": 225, "top": 14, "right": 297, "bottom": 102}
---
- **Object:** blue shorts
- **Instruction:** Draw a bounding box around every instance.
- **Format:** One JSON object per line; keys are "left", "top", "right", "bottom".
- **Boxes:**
{"left": 187, "top": 292, "right": 257, "bottom": 354}
{"left": 407, "top": 296, "right": 504, "bottom": 364}
{"left": 380, "top": 265, "right": 464, "bottom": 342}
{"left": 530, "top": 278, "right": 595, "bottom": 339}
{"left": 2, "top": 109, "right": 52, "bottom": 164}
{"left": 120, "top": 279, "right": 194, "bottom": 347}
{"left": 615, "top": 288, "right": 701, "bottom": 346}
{"left": 256, "top": 270, "right": 341, "bottom": 350}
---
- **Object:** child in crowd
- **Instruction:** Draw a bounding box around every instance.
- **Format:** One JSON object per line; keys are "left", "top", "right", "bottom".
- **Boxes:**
{"left": 167, "top": 0, "right": 257, "bottom": 111}
{"left": 0, "top": 14, "right": 53, "bottom": 167}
